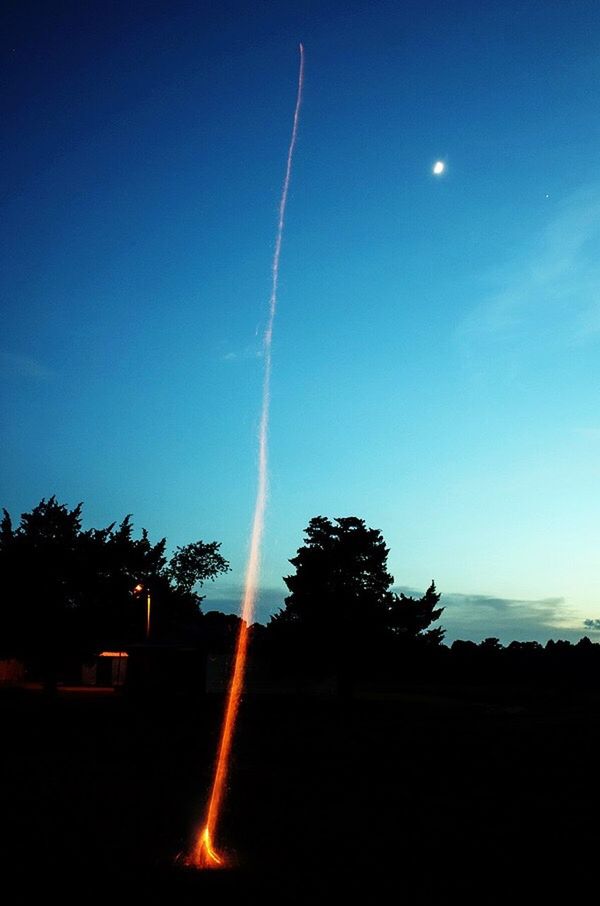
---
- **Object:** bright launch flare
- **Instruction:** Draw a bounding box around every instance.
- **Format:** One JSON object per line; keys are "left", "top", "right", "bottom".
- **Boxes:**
{"left": 186, "top": 43, "right": 305, "bottom": 870}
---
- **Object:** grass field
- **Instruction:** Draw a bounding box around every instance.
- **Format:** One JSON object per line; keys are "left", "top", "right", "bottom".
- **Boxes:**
{"left": 1, "top": 681, "right": 598, "bottom": 901}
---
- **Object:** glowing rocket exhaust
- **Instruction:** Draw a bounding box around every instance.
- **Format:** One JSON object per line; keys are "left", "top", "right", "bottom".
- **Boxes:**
{"left": 186, "top": 43, "right": 304, "bottom": 869}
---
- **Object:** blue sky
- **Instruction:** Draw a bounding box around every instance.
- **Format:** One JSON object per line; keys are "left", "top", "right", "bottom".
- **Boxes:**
{"left": 2, "top": 1, "right": 600, "bottom": 642}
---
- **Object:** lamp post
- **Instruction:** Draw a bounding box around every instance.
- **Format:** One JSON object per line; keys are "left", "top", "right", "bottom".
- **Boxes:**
{"left": 133, "top": 583, "right": 151, "bottom": 640}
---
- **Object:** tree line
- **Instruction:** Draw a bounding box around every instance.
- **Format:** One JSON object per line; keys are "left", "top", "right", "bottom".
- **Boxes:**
{"left": 0, "top": 497, "right": 229, "bottom": 684}
{"left": 0, "top": 498, "right": 598, "bottom": 688}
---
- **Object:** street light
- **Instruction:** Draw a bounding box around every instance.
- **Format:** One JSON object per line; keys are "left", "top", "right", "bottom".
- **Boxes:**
{"left": 133, "top": 583, "right": 151, "bottom": 640}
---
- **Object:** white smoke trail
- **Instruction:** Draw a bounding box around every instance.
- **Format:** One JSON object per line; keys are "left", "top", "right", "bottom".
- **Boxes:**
{"left": 189, "top": 43, "right": 304, "bottom": 867}
{"left": 241, "top": 41, "right": 304, "bottom": 626}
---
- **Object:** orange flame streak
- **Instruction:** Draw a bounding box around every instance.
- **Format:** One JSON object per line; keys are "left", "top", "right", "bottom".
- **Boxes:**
{"left": 187, "top": 44, "right": 304, "bottom": 870}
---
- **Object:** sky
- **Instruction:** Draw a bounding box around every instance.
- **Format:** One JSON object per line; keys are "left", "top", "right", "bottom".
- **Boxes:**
{"left": 2, "top": 0, "right": 600, "bottom": 643}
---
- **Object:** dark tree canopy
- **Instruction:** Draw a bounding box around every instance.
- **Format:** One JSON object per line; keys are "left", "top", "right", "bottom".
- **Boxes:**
{"left": 166, "top": 541, "right": 230, "bottom": 594}
{"left": 276, "top": 515, "right": 394, "bottom": 636}
{"left": 0, "top": 497, "right": 230, "bottom": 677}
{"left": 388, "top": 582, "right": 445, "bottom": 646}
{"left": 267, "top": 516, "right": 444, "bottom": 678}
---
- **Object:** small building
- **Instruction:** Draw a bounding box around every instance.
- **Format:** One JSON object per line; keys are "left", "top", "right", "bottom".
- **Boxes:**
{"left": 80, "top": 644, "right": 206, "bottom": 696}
{"left": 81, "top": 651, "right": 128, "bottom": 687}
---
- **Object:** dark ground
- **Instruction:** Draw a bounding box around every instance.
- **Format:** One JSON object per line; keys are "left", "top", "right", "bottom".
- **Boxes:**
{"left": 1, "top": 681, "right": 598, "bottom": 903}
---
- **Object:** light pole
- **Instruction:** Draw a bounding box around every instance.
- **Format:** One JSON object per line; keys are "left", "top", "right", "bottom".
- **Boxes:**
{"left": 133, "top": 583, "right": 151, "bottom": 640}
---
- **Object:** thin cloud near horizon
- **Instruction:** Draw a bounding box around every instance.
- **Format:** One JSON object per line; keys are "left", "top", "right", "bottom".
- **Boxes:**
{"left": 204, "top": 581, "right": 594, "bottom": 644}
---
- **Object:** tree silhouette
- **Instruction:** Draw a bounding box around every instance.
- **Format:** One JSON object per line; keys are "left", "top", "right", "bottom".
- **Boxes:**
{"left": 388, "top": 582, "right": 445, "bottom": 646}
{"left": 268, "top": 515, "right": 444, "bottom": 686}
{"left": 0, "top": 498, "right": 85, "bottom": 688}
{"left": 166, "top": 541, "right": 229, "bottom": 594}
{"left": 0, "top": 496, "right": 230, "bottom": 684}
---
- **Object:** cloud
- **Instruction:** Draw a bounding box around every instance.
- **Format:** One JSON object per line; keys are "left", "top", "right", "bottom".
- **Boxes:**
{"left": 220, "top": 345, "right": 263, "bottom": 363}
{"left": 205, "top": 581, "right": 591, "bottom": 643}
{"left": 459, "top": 182, "right": 600, "bottom": 350}
{"left": 395, "top": 586, "right": 585, "bottom": 644}
{"left": 0, "top": 351, "right": 52, "bottom": 380}
{"left": 203, "top": 583, "right": 284, "bottom": 625}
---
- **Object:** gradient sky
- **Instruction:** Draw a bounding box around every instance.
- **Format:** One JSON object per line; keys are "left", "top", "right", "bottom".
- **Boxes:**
{"left": 2, "top": 0, "right": 600, "bottom": 642}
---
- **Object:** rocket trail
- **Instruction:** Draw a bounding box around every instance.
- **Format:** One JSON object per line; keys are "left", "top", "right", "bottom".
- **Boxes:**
{"left": 186, "top": 43, "right": 304, "bottom": 869}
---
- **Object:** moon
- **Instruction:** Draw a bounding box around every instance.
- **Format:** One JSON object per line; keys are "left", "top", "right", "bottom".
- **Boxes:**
{"left": 433, "top": 160, "right": 445, "bottom": 175}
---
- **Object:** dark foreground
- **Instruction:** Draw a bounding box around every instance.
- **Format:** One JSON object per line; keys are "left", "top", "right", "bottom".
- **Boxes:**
{"left": 1, "top": 682, "right": 598, "bottom": 902}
